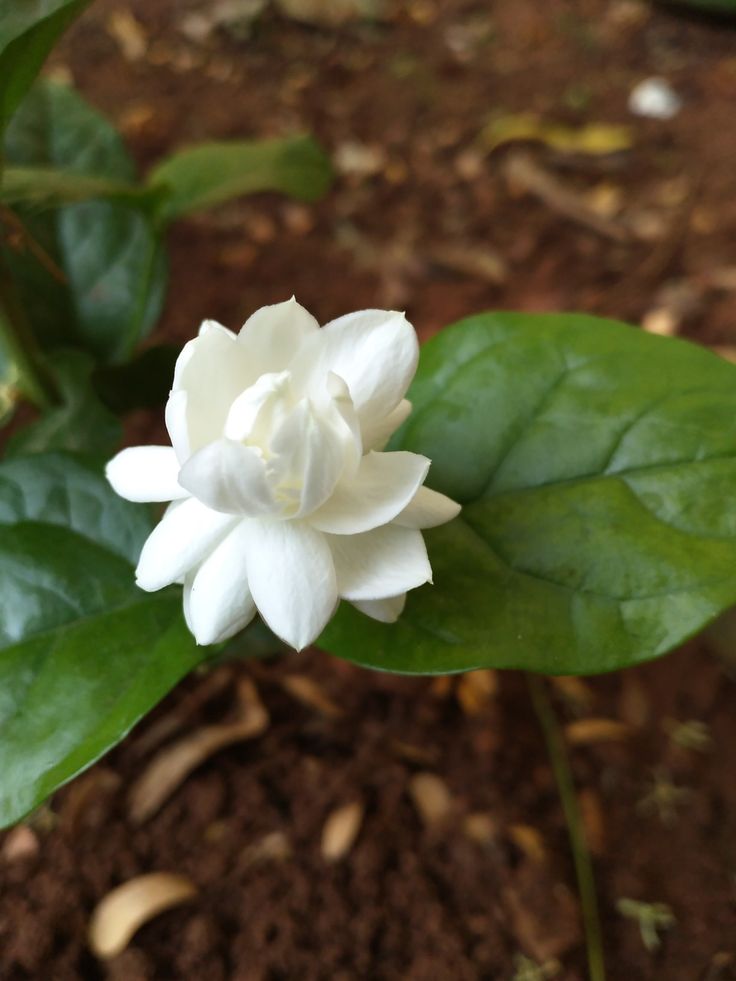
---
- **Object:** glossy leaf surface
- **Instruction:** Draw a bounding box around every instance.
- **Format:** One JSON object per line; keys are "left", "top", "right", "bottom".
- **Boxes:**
{"left": 2, "top": 81, "right": 165, "bottom": 362}
{"left": 0, "top": 451, "right": 152, "bottom": 563}
{"left": 148, "top": 136, "right": 333, "bottom": 223}
{"left": 0, "top": 449, "right": 206, "bottom": 827}
{"left": 320, "top": 313, "right": 736, "bottom": 675}
{"left": 0, "top": 593, "right": 204, "bottom": 827}
{"left": 0, "top": 0, "right": 91, "bottom": 132}
{"left": 5, "top": 351, "right": 121, "bottom": 457}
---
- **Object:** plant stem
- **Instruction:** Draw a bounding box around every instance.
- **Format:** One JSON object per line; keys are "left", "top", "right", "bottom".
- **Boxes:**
{"left": 0, "top": 254, "right": 55, "bottom": 408}
{"left": 526, "top": 673, "right": 606, "bottom": 981}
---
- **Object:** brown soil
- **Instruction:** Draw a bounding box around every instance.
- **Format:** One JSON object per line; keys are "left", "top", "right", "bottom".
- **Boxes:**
{"left": 2, "top": 0, "right": 736, "bottom": 978}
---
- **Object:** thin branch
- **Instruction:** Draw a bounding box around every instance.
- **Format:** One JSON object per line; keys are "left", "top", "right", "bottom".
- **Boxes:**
{"left": 526, "top": 673, "right": 606, "bottom": 981}
{"left": 0, "top": 206, "right": 67, "bottom": 284}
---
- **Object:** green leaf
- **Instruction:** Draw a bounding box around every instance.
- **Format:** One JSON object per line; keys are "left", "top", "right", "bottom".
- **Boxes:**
{"left": 0, "top": 446, "right": 207, "bottom": 828}
{"left": 0, "top": 450, "right": 152, "bottom": 564}
{"left": 0, "top": 0, "right": 92, "bottom": 133}
{"left": 0, "top": 592, "right": 205, "bottom": 828}
{"left": 148, "top": 135, "right": 334, "bottom": 223}
{"left": 0, "top": 522, "right": 141, "bottom": 648}
{"left": 2, "top": 81, "right": 166, "bottom": 362}
{"left": 0, "top": 449, "right": 149, "bottom": 646}
{"left": 320, "top": 312, "right": 736, "bottom": 675}
{"left": 5, "top": 350, "right": 122, "bottom": 457}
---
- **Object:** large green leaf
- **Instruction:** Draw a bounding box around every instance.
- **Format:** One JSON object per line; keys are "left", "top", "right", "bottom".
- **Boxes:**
{"left": 0, "top": 592, "right": 205, "bottom": 828}
{"left": 320, "top": 313, "right": 736, "bottom": 675}
{"left": 0, "top": 522, "right": 140, "bottom": 647}
{"left": 148, "top": 135, "right": 334, "bottom": 223}
{"left": 0, "top": 448, "right": 207, "bottom": 827}
{"left": 5, "top": 350, "right": 122, "bottom": 457}
{"left": 2, "top": 81, "right": 166, "bottom": 362}
{"left": 0, "top": 0, "right": 91, "bottom": 133}
{"left": 0, "top": 450, "right": 151, "bottom": 647}
{"left": 0, "top": 450, "right": 152, "bottom": 563}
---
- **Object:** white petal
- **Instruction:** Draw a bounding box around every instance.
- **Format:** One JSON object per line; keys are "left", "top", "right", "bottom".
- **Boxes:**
{"left": 106, "top": 446, "right": 186, "bottom": 503}
{"left": 269, "top": 398, "right": 346, "bottom": 517}
{"left": 136, "top": 497, "right": 237, "bottom": 592}
{"left": 224, "top": 370, "right": 292, "bottom": 443}
{"left": 185, "top": 522, "right": 257, "bottom": 645}
{"left": 165, "top": 390, "right": 190, "bottom": 462}
{"left": 178, "top": 439, "right": 275, "bottom": 516}
{"left": 309, "top": 451, "right": 430, "bottom": 535}
{"left": 327, "top": 524, "right": 431, "bottom": 600}
{"left": 171, "top": 337, "right": 197, "bottom": 390}
{"left": 351, "top": 593, "right": 406, "bottom": 623}
{"left": 238, "top": 297, "right": 319, "bottom": 375}
{"left": 242, "top": 519, "right": 337, "bottom": 650}
{"left": 362, "top": 398, "right": 412, "bottom": 451}
{"left": 291, "top": 310, "right": 418, "bottom": 435}
{"left": 173, "top": 326, "right": 255, "bottom": 453}
{"left": 182, "top": 572, "right": 195, "bottom": 633}
{"left": 198, "top": 318, "right": 233, "bottom": 338}
{"left": 394, "top": 485, "right": 461, "bottom": 529}
{"left": 321, "top": 371, "right": 362, "bottom": 475}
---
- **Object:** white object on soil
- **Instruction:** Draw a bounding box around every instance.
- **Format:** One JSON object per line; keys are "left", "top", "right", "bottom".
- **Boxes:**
{"left": 628, "top": 77, "right": 682, "bottom": 120}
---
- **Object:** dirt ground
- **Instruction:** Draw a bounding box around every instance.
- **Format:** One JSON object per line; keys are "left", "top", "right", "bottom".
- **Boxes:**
{"left": 1, "top": 0, "right": 736, "bottom": 978}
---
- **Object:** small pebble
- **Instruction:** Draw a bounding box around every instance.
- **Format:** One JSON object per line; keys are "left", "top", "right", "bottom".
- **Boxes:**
{"left": 628, "top": 77, "right": 682, "bottom": 120}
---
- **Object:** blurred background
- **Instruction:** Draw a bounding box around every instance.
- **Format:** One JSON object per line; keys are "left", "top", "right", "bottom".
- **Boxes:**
{"left": 1, "top": 1, "right": 735, "bottom": 978}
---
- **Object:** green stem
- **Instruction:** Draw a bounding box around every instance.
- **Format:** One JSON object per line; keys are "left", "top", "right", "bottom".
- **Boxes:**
{"left": 0, "top": 254, "right": 55, "bottom": 408}
{"left": 526, "top": 674, "right": 606, "bottom": 981}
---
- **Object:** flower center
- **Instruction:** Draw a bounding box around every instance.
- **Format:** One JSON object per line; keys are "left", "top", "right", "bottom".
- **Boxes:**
{"left": 222, "top": 369, "right": 359, "bottom": 520}
{"left": 224, "top": 370, "right": 295, "bottom": 461}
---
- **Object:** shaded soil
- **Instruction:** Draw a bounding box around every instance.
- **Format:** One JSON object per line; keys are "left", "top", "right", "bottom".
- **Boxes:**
{"left": 2, "top": 646, "right": 736, "bottom": 980}
{"left": 2, "top": 0, "right": 736, "bottom": 977}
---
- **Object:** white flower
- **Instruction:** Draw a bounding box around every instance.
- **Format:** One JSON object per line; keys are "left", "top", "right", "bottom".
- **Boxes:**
{"left": 106, "top": 298, "right": 460, "bottom": 650}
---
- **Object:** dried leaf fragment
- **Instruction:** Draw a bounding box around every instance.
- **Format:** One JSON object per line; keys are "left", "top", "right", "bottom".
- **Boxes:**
{"left": 281, "top": 674, "right": 343, "bottom": 718}
{"left": 321, "top": 801, "right": 365, "bottom": 862}
{"left": 409, "top": 772, "right": 453, "bottom": 827}
{"left": 508, "top": 823, "right": 546, "bottom": 864}
{"left": 549, "top": 675, "right": 595, "bottom": 713}
{"left": 463, "top": 812, "right": 497, "bottom": 845}
{"left": 429, "top": 244, "right": 507, "bottom": 285}
{"left": 127, "top": 679, "right": 268, "bottom": 824}
{"left": 565, "top": 718, "right": 631, "bottom": 746}
{"left": 89, "top": 873, "right": 197, "bottom": 959}
{"left": 456, "top": 668, "right": 499, "bottom": 714}
{"left": 241, "top": 831, "right": 292, "bottom": 868}
{"left": 1, "top": 825, "right": 39, "bottom": 863}
{"left": 430, "top": 676, "right": 453, "bottom": 699}
{"left": 483, "top": 113, "right": 632, "bottom": 156}
{"left": 504, "top": 153, "right": 630, "bottom": 242}
{"left": 106, "top": 10, "right": 148, "bottom": 61}
{"left": 642, "top": 308, "right": 678, "bottom": 336}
